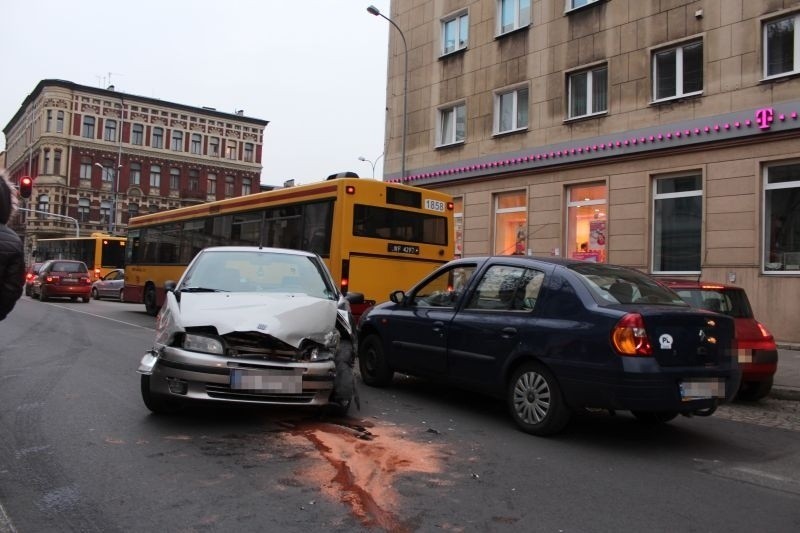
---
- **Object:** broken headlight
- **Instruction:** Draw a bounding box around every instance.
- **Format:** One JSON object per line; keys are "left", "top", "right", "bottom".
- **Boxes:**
{"left": 182, "top": 333, "right": 225, "bottom": 355}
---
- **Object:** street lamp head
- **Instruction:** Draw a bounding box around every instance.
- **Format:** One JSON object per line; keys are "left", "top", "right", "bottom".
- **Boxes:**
{"left": 366, "top": 5, "right": 380, "bottom": 16}
{"left": 94, "top": 162, "right": 103, "bottom": 168}
{"left": 358, "top": 156, "right": 367, "bottom": 162}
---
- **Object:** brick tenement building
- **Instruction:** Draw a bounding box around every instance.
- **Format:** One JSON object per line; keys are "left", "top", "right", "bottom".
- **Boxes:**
{"left": 375, "top": 0, "right": 800, "bottom": 342}
{"left": 2, "top": 79, "right": 268, "bottom": 255}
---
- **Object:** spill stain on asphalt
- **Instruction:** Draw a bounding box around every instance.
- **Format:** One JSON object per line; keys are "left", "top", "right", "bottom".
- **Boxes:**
{"left": 284, "top": 417, "right": 445, "bottom": 531}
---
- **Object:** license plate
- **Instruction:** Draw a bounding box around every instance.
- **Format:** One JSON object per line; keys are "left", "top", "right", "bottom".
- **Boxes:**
{"left": 388, "top": 243, "right": 420, "bottom": 255}
{"left": 680, "top": 379, "right": 725, "bottom": 400}
{"left": 62, "top": 278, "right": 76, "bottom": 284}
{"left": 230, "top": 368, "right": 302, "bottom": 394}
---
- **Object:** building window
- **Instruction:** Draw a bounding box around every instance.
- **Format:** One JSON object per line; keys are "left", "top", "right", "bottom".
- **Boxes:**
{"left": 225, "top": 176, "right": 235, "bottom": 197}
{"left": 46, "top": 110, "right": 52, "bottom": 133}
{"left": 566, "top": 183, "right": 607, "bottom": 262}
{"left": 566, "top": 0, "right": 599, "bottom": 11}
{"left": 82, "top": 116, "right": 95, "bottom": 138}
{"left": 568, "top": 65, "right": 608, "bottom": 119}
{"left": 209, "top": 137, "right": 220, "bottom": 156}
{"left": 497, "top": 0, "right": 530, "bottom": 36}
{"left": 652, "top": 174, "right": 702, "bottom": 273}
{"left": 132, "top": 124, "right": 144, "bottom": 145}
{"left": 653, "top": 40, "right": 703, "bottom": 102}
{"left": 442, "top": 11, "right": 468, "bottom": 55}
{"left": 244, "top": 143, "right": 254, "bottom": 162}
{"left": 226, "top": 141, "right": 237, "bottom": 160}
{"left": 105, "top": 119, "right": 117, "bottom": 142}
{"left": 54, "top": 150, "right": 62, "bottom": 176}
{"left": 170, "top": 168, "right": 180, "bottom": 190}
{"left": 208, "top": 173, "right": 217, "bottom": 194}
{"left": 56, "top": 111, "right": 64, "bottom": 133}
{"left": 764, "top": 13, "right": 800, "bottom": 78}
{"left": 130, "top": 162, "right": 141, "bottom": 185}
{"left": 150, "top": 165, "right": 161, "bottom": 188}
{"left": 44, "top": 150, "right": 51, "bottom": 175}
{"left": 78, "top": 198, "right": 90, "bottom": 222}
{"left": 171, "top": 130, "right": 183, "bottom": 151}
{"left": 242, "top": 178, "right": 251, "bottom": 196}
{"left": 37, "top": 194, "right": 49, "bottom": 213}
{"left": 494, "top": 191, "right": 527, "bottom": 255}
{"left": 764, "top": 162, "right": 800, "bottom": 272}
{"left": 188, "top": 169, "right": 200, "bottom": 192}
{"left": 454, "top": 197, "right": 464, "bottom": 258}
{"left": 191, "top": 133, "right": 202, "bottom": 154}
{"left": 80, "top": 157, "right": 92, "bottom": 179}
{"left": 100, "top": 161, "right": 114, "bottom": 182}
{"left": 494, "top": 87, "right": 528, "bottom": 134}
{"left": 100, "top": 201, "right": 111, "bottom": 224}
{"left": 437, "top": 103, "right": 466, "bottom": 146}
{"left": 128, "top": 203, "right": 139, "bottom": 220}
{"left": 152, "top": 127, "right": 164, "bottom": 149}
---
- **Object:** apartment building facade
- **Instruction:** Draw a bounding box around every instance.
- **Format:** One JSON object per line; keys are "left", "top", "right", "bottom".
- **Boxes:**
{"left": 377, "top": 0, "right": 800, "bottom": 342}
{"left": 3, "top": 79, "right": 268, "bottom": 259}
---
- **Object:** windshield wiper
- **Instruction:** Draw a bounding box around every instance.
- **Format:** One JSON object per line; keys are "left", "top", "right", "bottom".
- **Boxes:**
{"left": 180, "top": 286, "right": 226, "bottom": 293}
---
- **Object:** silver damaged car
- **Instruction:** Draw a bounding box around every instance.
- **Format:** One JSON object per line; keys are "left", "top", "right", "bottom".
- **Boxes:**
{"left": 138, "top": 246, "right": 360, "bottom": 415}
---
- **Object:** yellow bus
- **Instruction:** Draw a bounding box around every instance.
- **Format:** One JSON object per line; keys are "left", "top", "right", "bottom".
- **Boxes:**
{"left": 123, "top": 175, "right": 455, "bottom": 316}
{"left": 33, "top": 233, "right": 126, "bottom": 281}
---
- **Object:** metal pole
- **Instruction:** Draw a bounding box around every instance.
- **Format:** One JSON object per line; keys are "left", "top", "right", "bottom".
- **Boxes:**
{"left": 18, "top": 207, "right": 80, "bottom": 237}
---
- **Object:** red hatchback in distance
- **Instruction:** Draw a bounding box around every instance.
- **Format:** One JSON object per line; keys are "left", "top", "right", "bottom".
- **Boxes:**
{"left": 662, "top": 280, "right": 778, "bottom": 401}
{"left": 32, "top": 260, "right": 92, "bottom": 303}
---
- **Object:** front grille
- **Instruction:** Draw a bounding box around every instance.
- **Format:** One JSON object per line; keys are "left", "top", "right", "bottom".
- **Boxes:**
{"left": 205, "top": 384, "right": 316, "bottom": 403}
{"left": 222, "top": 331, "right": 300, "bottom": 359}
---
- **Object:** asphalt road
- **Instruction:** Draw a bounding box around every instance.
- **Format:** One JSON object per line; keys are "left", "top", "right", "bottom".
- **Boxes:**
{"left": 0, "top": 297, "right": 798, "bottom": 532}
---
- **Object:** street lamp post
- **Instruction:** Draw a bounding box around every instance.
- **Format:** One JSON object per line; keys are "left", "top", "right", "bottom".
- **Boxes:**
{"left": 358, "top": 154, "right": 384, "bottom": 179}
{"left": 367, "top": 5, "right": 408, "bottom": 180}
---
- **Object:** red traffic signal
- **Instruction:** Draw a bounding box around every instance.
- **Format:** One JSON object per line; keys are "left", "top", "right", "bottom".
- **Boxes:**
{"left": 19, "top": 176, "right": 33, "bottom": 199}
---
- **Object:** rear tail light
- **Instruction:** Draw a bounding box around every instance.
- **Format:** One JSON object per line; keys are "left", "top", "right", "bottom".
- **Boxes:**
{"left": 611, "top": 313, "right": 653, "bottom": 356}
{"left": 736, "top": 321, "right": 776, "bottom": 352}
{"left": 45, "top": 275, "right": 59, "bottom": 284}
{"left": 26, "top": 273, "right": 33, "bottom": 281}
{"left": 83, "top": 277, "right": 92, "bottom": 285}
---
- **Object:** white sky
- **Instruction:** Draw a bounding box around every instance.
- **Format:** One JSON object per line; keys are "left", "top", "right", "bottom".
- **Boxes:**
{"left": 0, "top": 0, "right": 391, "bottom": 186}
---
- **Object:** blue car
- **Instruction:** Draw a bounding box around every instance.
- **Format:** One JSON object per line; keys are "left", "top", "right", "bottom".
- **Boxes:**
{"left": 357, "top": 256, "right": 740, "bottom": 436}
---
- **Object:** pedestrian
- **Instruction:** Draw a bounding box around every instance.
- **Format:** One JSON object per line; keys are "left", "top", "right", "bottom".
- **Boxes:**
{"left": 0, "top": 169, "right": 25, "bottom": 321}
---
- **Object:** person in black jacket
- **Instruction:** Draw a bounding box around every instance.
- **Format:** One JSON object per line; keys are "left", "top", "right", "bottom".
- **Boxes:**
{"left": 0, "top": 170, "right": 25, "bottom": 321}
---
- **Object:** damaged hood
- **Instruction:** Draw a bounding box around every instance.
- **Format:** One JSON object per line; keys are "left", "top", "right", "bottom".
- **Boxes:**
{"left": 168, "top": 292, "right": 338, "bottom": 348}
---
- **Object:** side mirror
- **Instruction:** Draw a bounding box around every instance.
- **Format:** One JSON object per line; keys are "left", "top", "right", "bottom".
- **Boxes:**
{"left": 164, "top": 280, "right": 177, "bottom": 293}
{"left": 345, "top": 291, "right": 365, "bottom": 305}
{"left": 389, "top": 290, "right": 406, "bottom": 304}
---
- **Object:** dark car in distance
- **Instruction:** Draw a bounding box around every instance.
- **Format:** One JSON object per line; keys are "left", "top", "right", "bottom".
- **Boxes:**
{"left": 24, "top": 262, "right": 44, "bottom": 296}
{"left": 661, "top": 279, "right": 778, "bottom": 401}
{"left": 357, "top": 256, "right": 740, "bottom": 436}
{"left": 31, "top": 260, "right": 92, "bottom": 303}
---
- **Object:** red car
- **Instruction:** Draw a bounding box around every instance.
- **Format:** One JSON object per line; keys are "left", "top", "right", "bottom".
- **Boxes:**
{"left": 31, "top": 260, "right": 92, "bottom": 303}
{"left": 662, "top": 280, "right": 778, "bottom": 401}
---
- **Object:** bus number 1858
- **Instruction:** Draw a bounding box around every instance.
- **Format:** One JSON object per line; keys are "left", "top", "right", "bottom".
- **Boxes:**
{"left": 424, "top": 199, "right": 445, "bottom": 212}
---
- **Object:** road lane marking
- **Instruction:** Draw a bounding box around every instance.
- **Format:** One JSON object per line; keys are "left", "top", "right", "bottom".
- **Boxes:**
{"left": 26, "top": 300, "right": 154, "bottom": 331}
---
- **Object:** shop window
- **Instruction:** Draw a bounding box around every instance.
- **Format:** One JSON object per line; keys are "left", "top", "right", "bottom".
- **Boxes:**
{"left": 494, "top": 191, "right": 527, "bottom": 255}
{"left": 454, "top": 197, "right": 464, "bottom": 258}
{"left": 566, "top": 183, "right": 607, "bottom": 262}
{"left": 653, "top": 174, "right": 702, "bottom": 273}
{"left": 764, "top": 162, "right": 800, "bottom": 272}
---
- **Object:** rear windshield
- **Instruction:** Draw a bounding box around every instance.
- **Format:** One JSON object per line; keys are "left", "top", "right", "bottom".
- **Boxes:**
{"left": 50, "top": 261, "right": 88, "bottom": 273}
{"left": 671, "top": 288, "right": 753, "bottom": 318}
{"left": 569, "top": 263, "right": 687, "bottom": 306}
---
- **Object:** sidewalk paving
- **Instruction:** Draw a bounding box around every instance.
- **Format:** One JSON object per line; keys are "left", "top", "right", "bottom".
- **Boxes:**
{"left": 772, "top": 345, "right": 800, "bottom": 401}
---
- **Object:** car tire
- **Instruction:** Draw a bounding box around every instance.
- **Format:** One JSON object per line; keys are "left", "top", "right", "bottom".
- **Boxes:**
{"left": 507, "top": 361, "right": 570, "bottom": 436}
{"left": 140, "top": 375, "right": 182, "bottom": 414}
{"left": 326, "top": 398, "right": 352, "bottom": 417}
{"left": 119, "top": 289, "right": 125, "bottom": 303}
{"left": 40, "top": 288, "right": 48, "bottom": 302}
{"left": 357, "top": 334, "right": 394, "bottom": 387}
{"left": 92, "top": 287, "right": 100, "bottom": 300}
{"left": 81, "top": 296, "right": 90, "bottom": 303}
{"left": 631, "top": 411, "right": 679, "bottom": 424}
{"left": 736, "top": 378, "right": 773, "bottom": 402}
{"left": 144, "top": 285, "right": 159, "bottom": 316}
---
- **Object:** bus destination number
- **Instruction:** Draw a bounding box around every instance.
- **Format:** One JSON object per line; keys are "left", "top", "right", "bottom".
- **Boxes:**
{"left": 424, "top": 199, "right": 446, "bottom": 212}
{"left": 388, "top": 243, "right": 420, "bottom": 255}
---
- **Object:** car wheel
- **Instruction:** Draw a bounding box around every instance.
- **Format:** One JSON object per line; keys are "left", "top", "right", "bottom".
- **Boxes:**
{"left": 81, "top": 296, "right": 91, "bottom": 303}
{"left": 119, "top": 289, "right": 125, "bottom": 303}
{"left": 70, "top": 297, "right": 78, "bottom": 302}
{"left": 40, "top": 288, "right": 48, "bottom": 302}
{"left": 140, "top": 375, "right": 182, "bottom": 414}
{"left": 92, "top": 287, "right": 100, "bottom": 300}
{"left": 357, "top": 335, "right": 394, "bottom": 387}
{"left": 631, "top": 411, "right": 679, "bottom": 424}
{"left": 326, "top": 398, "right": 352, "bottom": 417}
{"left": 144, "top": 285, "right": 159, "bottom": 316}
{"left": 736, "top": 378, "right": 773, "bottom": 402}
{"left": 507, "top": 361, "right": 570, "bottom": 436}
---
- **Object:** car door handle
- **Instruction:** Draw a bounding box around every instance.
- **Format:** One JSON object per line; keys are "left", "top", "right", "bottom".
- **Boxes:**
{"left": 501, "top": 327, "right": 517, "bottom": 338}
{"left": 432, "top": 321, "right": 445, "bottom": 334}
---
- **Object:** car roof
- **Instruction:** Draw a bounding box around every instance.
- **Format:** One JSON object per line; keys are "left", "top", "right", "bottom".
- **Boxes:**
{"left": 448, "top": 255, "right": 586, "bottom": 268}
{"left": 200, "top": 246, "right": 317, "bottom": 258}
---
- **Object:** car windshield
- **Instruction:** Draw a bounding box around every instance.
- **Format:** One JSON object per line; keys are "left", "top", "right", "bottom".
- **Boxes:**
{"left": 671, "top": 287, "right": 753, "bottom": 318}
{"left": 570, "top": 263, "right": 687, "bottom": 306}
{"left": 179, "top": 250, "right": 336, "bottom": 300}
{"left": 50, "top": 261, "right": 87, "bottom": 273}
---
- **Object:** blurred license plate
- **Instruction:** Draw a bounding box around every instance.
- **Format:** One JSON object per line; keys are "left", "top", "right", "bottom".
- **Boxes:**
{"left": 62, "top": 278, "right": 76, "bottom": 284}
{"left": 680, "top": 379, "right": 725, "bottom": 400}
{"left": 230, "top": 368, "right": 302, "bottom": 394}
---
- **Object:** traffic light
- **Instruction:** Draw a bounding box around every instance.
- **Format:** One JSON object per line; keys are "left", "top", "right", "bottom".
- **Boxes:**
{"left": 19, "top": 176, "right": 33, "bottom": 199}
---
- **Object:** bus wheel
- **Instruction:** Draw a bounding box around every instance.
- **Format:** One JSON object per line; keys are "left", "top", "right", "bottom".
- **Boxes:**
{"left": 144, "top": 286, "right": 159, "bottom": 316}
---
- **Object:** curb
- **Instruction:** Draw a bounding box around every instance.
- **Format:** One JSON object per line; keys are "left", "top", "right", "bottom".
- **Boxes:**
{"left": 770, "top": 386, "right": 800, "bottom": 402}
{"left": 776, "top": 343, "right": 800, "bottom": 351}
